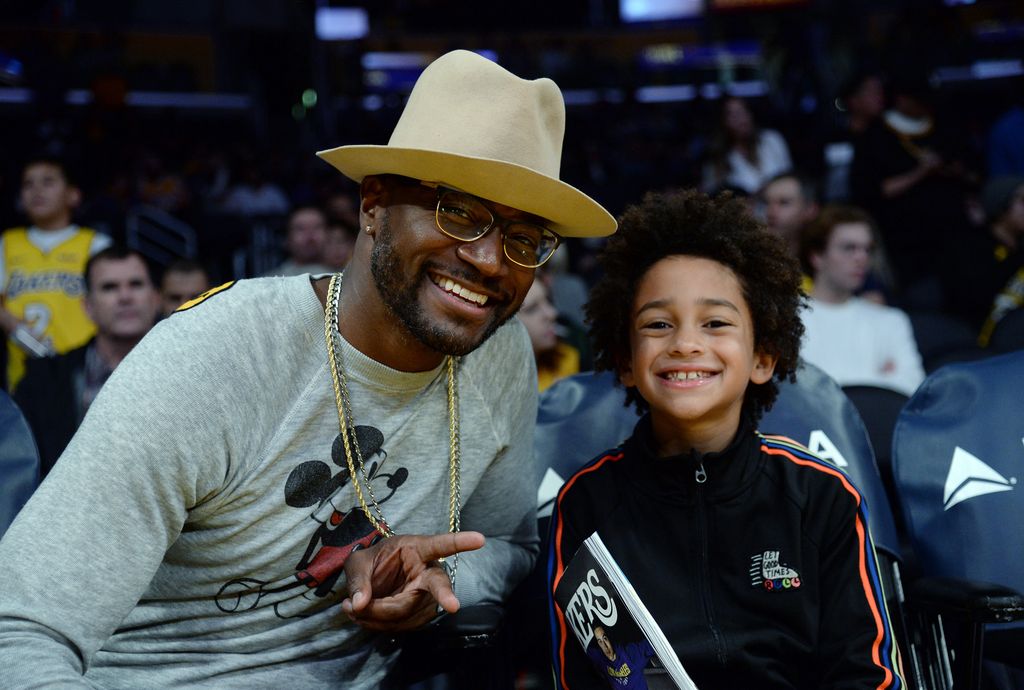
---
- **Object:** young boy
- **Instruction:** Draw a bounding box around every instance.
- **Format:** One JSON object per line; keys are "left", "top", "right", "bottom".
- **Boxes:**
{"left": 0, "top": 157, "right": 111, "bottom": 390}
{"left": 548, "top": 190, "right": 904, "bottom": 689}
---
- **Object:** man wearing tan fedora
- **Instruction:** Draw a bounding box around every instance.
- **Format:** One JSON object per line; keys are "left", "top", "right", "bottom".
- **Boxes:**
{"left": 0, "top": 50, "right": 615, "bottom": 687}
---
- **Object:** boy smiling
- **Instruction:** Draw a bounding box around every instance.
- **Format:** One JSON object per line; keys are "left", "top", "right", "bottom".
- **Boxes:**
{"left": 549, "top": 190, "right": 904, "bottom": 689}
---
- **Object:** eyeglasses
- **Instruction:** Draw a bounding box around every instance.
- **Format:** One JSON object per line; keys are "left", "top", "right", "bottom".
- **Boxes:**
{"left": 420, "top": 182, "right": 562, "bottom": 269}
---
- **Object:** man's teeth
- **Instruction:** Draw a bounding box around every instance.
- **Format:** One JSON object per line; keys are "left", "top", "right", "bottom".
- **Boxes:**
{"left": 665, "top": 371, "right": 711, "bottom": 381}
{"left": 437, "top": 277, "right": 488, "bottom": 306}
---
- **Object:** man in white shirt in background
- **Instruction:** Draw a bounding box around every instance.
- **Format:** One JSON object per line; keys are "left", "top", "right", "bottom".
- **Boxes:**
{"left": 799, "top": 204, "right": 925, "bottom": 396}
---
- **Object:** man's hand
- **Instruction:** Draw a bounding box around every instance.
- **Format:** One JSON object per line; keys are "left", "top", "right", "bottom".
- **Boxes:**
{"left": 341, "top": 531, "right": 485, "bottom": 632}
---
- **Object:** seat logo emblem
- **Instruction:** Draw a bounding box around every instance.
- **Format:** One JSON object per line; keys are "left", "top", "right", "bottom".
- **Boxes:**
{"left": 943, "top": 446, "right": 1016, "bottom": 511}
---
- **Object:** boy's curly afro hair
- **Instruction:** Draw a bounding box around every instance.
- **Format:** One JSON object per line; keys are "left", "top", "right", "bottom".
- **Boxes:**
{"left": 585, "top": 188, "right": 805, "bottom": 423}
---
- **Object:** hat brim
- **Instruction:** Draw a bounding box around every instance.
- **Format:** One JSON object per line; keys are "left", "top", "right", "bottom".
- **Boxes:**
{"left": 317, "top": 145, "right": 617, "bottom": 239}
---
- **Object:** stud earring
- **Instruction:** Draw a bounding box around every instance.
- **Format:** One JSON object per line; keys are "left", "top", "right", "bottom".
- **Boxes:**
{"left": 365, "top": 225, "right": 372, "bottom": 234}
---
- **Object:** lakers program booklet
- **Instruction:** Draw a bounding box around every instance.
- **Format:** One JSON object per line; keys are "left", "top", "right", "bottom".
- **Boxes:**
{"left": 554, "top": 531, "right": 699, "bottom": 690}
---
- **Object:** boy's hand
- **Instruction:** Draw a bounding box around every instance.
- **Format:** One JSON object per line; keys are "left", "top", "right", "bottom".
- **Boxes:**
{"left": 341, "top": 531, "right": 485, "bottom": 632}
{"left": 0, "top": 306, "right": 21, "bottom": 335}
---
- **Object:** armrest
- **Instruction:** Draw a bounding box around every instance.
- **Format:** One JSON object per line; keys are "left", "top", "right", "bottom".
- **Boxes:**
{"left": 392, "top": 604, "right": 505, "bottom": 659}
{"left": 387, "top": 605, "right": 505, "bottom": 687}
{"left": 410, "top": 603, "right": 505, "bottom": 650}
{"left": 910, "top": 576, "right": 1024, "bottom": 624}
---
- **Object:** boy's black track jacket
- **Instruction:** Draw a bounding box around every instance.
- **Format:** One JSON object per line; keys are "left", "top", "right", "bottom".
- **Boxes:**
{"left": 548, "top": 416, "right": 904, "bottom": 690}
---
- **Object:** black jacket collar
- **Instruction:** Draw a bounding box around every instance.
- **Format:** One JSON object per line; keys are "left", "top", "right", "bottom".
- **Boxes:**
{"left": 623, "top": 413, "right": 764, "bottom": 503}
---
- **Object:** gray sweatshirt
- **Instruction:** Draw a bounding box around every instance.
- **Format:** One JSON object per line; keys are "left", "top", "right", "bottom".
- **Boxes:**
{"left": 0, "top": 275, "right": 541, "bottom": 688}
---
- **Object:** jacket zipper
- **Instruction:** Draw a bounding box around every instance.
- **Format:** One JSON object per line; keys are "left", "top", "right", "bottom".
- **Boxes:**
{"left": 696, "top": 461, "right": 727, "bottom": 665}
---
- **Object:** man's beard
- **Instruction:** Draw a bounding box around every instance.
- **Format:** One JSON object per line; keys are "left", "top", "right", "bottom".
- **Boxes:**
{"left": 369, "top": 211, "right": 515, "bottom": 356}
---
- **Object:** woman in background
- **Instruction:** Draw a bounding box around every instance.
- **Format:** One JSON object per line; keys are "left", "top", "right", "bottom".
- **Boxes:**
{"left": 517, "top": 277, "right": 582, "bottom": 391}
{"left": 703, "top": 96, "right": 792, "bottom": 195}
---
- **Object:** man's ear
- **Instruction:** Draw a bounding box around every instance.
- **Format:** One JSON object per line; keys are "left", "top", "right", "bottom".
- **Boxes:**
{"left": 359, "top": 176, "right": 386, "bottom": 233}
{"left": 750, "top": 350, "right": 777, "bottom": 385}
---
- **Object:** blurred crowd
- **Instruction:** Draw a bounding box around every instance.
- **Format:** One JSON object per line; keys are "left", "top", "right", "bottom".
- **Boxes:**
{"left": 2, "top": 36, "right": 1024, "bottom": 461}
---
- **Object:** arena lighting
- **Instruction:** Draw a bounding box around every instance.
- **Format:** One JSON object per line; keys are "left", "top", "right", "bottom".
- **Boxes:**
{"left": 636, "top": 84, "right": 698, "bottom": 103}
{"left": 634, "top": 81, "right": 766, "bottom": 103}
{"left": 621, "top": 0, "right": 703, "bottom": 22}
{"left": 639, "top": 41, "right": 761, "bottom": 69}
{"left": 0, "top": 51, "right": 23, "bottom": 85}
{"left": 362, "top": 50, "right": 498, "bottom": 94}
{"left": 0, "top": 88, "right": 252, "bottom": 109}
{"left": 0, "top": 87, "right": 30, "bottom": 103}
{"left": 726, "top": 80, "right": 769, "bottom": 97}
{"left": 314, "top": 7, "right": 369, "bottom": 41}
{"left": 932, "top": 59, "right": 1024, "bottom": 84}
{"left": 562, "top": 89, "right": 609, "bottom": 106}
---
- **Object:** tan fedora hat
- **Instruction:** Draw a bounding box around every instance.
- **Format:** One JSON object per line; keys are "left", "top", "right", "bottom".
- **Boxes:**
{"left": 317, "top": 50, "right": 616, "bottom": 238}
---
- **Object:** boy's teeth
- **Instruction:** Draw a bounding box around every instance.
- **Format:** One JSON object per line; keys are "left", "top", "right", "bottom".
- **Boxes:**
{"left": 667, "top": 371, "right": 709, "bottom": 380}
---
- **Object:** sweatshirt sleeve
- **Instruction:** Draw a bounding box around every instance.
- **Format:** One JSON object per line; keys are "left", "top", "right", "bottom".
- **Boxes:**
{"left": 451, "top": 321, "right": 544, "bottom": 608}
{"left": 0, "top": 327, "right": 228, "bottom": 684}
{"left": 0, "top": 282, "right": 307, "bottom": 687}
{"left": 816, "top": 478, "right": 905, "bottom": 689}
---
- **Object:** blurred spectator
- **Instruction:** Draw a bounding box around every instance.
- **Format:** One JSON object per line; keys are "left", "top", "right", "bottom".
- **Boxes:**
{"left": 322, "top": 218, "right": 357, "bottom": 271}
{"left": 1, "top": 157, "right": 112, "bottom": 391}
{"left": 760, "top": 171, "right": 820, "bottom": 261}
{"left": 324, "top": 189, "right": 360, "bottom": 230}
{"left": 539, "top": 244, "right": 589, "bottom": 331}
{"left": 160, "top": 258, "right": 211, "bottom": 317}
{"left": 843, "top": 71, "right": 887, "bottom": 138}
{"left": 974, "top": 177, "right": 1024, "bottom": 346}
{"left": 823, "top": 69, "right": 886, "bottom": 201}
{"left": 702, "top": 96, "right": 792, "bottom": 194}
{"left": 762, "top": 171, "right": 894, "bottom": 303}
{"left": 221, "top": 156, "right": 290, "bottom": 217}
{"left": 799, "top": 205, "right": 925, "bottom": 396}
{"left": 136, "top": 151, "right": 190, "bottom": 215}
{"left": 15, "top": 246, "right": 160, "bottom": 477}
{"left": 182, "top": 144, "right": 231, "bottom": 212}
{"left": 516, "top": 277, "right": 581, "bottom": 392}
{"left": 263, "top": 206, "right": 330, "bottom": 277}
{"left": 850, "top": 70, "right": 976, "bottom": 310}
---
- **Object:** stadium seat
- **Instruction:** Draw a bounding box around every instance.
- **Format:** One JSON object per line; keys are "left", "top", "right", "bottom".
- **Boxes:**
{"left": 841, "top": 384, "right": 911, "bottom": 538}
{"left": 892, "top": 350, "right": 1024, "bottom": 689}
{"left": 388, "top": 604, "right": 508, "bottom": 689}
{"left": 988, "top": 307, "right": 1024, "bottom": 354}
{"left": 841, "top": 385, "right": 908, "bottom": 477}
{"left": 906, "top": 310, "right": 986, "bottom": 373}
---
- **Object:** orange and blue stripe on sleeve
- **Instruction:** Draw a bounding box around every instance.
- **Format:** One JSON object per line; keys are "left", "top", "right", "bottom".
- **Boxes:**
{"left": 547, "top": 449, "right": 626, "bottom": 690}
{"left": 760, "top": 435, "right": 905, "bottom": 690}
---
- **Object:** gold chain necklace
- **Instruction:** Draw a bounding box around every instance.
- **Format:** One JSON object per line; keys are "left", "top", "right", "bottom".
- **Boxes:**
{"left": 323, "top": 273, "right": 462, "bottom": 585}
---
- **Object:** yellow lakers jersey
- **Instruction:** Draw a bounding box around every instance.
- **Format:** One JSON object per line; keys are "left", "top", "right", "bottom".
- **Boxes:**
{"left": 2, "top": 227, "right": 97, "bottom": 390}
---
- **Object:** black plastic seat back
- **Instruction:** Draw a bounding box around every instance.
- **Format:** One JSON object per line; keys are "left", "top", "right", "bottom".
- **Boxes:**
{"left": 989, "top": 308, "right": 1024, "bottom": 354}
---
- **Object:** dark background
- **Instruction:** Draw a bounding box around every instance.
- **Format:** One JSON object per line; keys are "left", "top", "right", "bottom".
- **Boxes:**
{"left": 1, "top": 0, "right": 1021, "bottom": 277}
